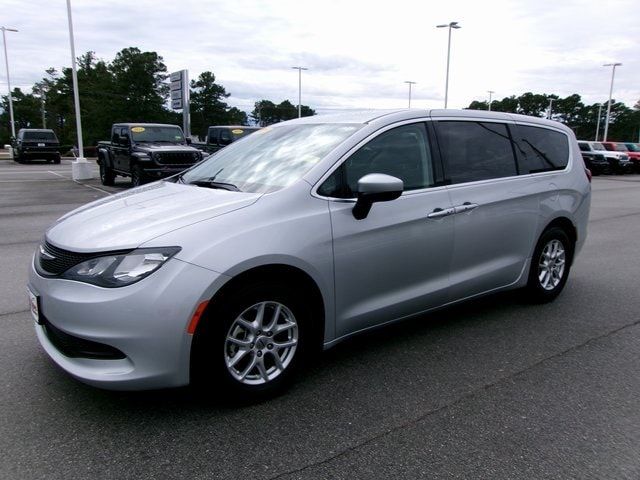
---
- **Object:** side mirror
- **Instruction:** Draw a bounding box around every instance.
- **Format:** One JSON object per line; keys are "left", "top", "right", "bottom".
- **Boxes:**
{"left": 185, "top": 137, "right": 192, "bottom": 145}
{"left": 352, "top": 173, "right": 403, "bottom": 220}
{"left": 10, "top": 136, "right": 16, "bottom": 146}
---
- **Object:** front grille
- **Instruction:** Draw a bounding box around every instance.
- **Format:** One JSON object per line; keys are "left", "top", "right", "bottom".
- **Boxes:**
{"left": 156, "top": 151, "right": 198, "bottom": 165}
{"left": 37, "top": 241, "right": 131, "bottom": 276}
{"left": 38, "top": 242, "right": 97, "bottom": 275}
{"left": 42, "top": 315, "right": 126, "bottom": 360}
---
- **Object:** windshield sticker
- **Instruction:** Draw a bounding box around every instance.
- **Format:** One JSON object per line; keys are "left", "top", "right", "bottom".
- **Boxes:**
{"left": 131, "top": 127, "right": 145, "bottom": 133}
{"left": 175, "top": 135, "right": 182, "bottom": 139}
{"left": 231, "top": 129, "right": 244, "bottom": 134}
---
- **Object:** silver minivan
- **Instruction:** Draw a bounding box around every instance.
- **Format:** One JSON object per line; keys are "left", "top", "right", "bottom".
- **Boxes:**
{"left": 28, "top": 109, "right": 591, "bottom": 399}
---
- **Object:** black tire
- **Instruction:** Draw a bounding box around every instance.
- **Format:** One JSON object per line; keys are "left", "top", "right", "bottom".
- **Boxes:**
{"left": 191, "top": 280, "right": 311, "bottom": 402}
{"left": 13, "top": 151, "right": 23, "bottom": 163}
{"left": 130, "top": 164, "right": 146, "bottom": 187}
{"left": 99, "top": 161, "right": 116, "bottom": 186}
{"left": 52, "top": 155, "right": 61, "bottom": 165}
{"left": 524, "top": 227, "right": 574, "bottom": 303}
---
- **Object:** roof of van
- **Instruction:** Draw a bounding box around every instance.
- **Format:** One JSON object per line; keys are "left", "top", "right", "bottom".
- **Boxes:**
{"left": 279, "top": 109, "right": 567, "bottom": 130}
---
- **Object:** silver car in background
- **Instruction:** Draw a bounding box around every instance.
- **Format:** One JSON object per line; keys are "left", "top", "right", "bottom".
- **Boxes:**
{"left": 27, "top": 109, "right": 591, "bottom": 399}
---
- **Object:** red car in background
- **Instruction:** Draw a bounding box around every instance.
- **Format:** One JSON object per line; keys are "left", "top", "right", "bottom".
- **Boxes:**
{"left": 622, "top": 143, "right": 640, "bottom": 172}
{"left": 601, "top": 142, "right": 638, "bottom": 173}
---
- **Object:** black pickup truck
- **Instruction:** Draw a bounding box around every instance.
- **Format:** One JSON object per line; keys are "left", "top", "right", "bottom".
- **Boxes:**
{"left": 192, "top": 125, "right": 260, "bottom": 154}
{"left": 11, "top": 129, "right": 61, "bottom": 163}
{"left": 97, "top": 123, "right": 204, "bottom": 186}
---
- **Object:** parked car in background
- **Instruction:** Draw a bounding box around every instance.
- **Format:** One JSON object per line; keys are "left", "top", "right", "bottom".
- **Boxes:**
{"left": 11, "top": 129, "right": 61, "bottom": 164}
{"left": 578, "top": 141, "right": 632, "bottom": 174}
{"left": 192, "top": 126, "right": 261, "bottom": 154}
{"left": 97, "top": 124, "right": 204, "bottom": 187}
{"left": 28, "top": 109, "right": 590, "bottom": 400}
{"left": 621, "top": 142, "right": 640, "bottom": 172}
{"left": 579, "top": 150, "right": 610, "bottom": 175}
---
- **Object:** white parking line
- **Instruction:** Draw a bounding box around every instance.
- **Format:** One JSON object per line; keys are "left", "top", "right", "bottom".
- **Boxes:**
{"left": 47, "top": 170, "right": 112, "bottom": 195}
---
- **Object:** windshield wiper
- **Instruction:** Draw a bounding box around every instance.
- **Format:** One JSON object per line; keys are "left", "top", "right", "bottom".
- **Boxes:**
{"left": 188, "top": 179, "right": 241, "bottom": 192}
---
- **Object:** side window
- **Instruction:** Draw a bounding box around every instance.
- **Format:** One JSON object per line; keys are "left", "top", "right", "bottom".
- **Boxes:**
{"left": 120, "top": 128, "right": 130, "bottom": 146}
{"left": 434, "top": 121, "right": 517, "bottom": 184}
{"left": 220, "top": 129, "right": 232, "bottom": 145}
{"left": 319, "top": 123, "right": 434, "bottom": 198}
{"left": 209, "top": 128, "right": 219, "bottom": 144}
{"left": 513, "top": 125, "right": 569, "bottom": 174}
{"left": 111, "top": 128, "right": 120, "bottom": 144}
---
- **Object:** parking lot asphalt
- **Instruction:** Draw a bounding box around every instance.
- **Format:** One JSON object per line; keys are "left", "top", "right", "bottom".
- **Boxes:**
{"left": 1, "top": 159, "right": 640, "bottom": 480}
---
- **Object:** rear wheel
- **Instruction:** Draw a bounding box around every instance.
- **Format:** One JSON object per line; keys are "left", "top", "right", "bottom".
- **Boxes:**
{"left": 524, "top": 227, "right": 573, "bottom": 303}
{"left": 52, "top": 155, "right": 61, "bottom": 165}
{"left": 191, "top": 281, "right": 310, "bottom": 402}
{"left": 99, "top": 161, "right": 116, "bottom": 186}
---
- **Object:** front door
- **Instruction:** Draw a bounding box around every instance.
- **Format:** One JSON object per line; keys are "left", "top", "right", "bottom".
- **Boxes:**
{"left": 320, "top": 122, "right": 455, "bottom": 338}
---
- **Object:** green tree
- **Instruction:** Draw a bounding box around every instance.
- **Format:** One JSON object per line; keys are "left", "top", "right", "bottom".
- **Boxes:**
{"left": 189, "top": 71, "right": 232, "bottom": 138}
{"left": 250, "top": 99, "right": 315, "bottom": 126}
{"left": 109, "top": 47, "right": 169, "bottom": 122}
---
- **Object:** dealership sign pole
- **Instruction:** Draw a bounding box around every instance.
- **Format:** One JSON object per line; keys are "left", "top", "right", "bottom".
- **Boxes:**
{"left": 170, "top": 70, "right": 190, "bottom": 137}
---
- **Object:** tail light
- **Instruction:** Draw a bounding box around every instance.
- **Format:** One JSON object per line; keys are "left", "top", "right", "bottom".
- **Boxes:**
{"left": 584, "top": 168, "right": 592, "bottom": 183}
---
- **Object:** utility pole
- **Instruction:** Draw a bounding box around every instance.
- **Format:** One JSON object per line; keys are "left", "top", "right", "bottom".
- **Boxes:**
{"left": 291, "top": 66, "right": 308, "bottom": 118}
{"left": 1, "top": 26, "right": 18, "bottom": 138}
{"left": 603, "top": 62, "right": 622, "bottom": 142}
{"left": 487, "top": 90, "right": 494, "bottom": 111}
{"left": 404, "top": 81, "right": 416, "bottom": 108}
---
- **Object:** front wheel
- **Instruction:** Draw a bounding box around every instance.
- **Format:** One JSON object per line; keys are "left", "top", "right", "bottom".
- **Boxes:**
{"left": 524, "top": 227, "right": 573, "bottom": 303}
{"left": 191, "top": 281, "right": 310, "bottom": 401}
{"left": 130, "top": 164, "right": 146, "bottom": 187}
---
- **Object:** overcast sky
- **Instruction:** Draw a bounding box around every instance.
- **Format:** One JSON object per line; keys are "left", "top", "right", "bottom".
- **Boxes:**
{"left": 2, "top": 0, "right": 639, "bottom": 115}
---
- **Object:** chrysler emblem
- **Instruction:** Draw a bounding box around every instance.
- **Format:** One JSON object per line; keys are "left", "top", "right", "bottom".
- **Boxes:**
{"left": 39, "top": 245, "right": 56, "bottom": 261}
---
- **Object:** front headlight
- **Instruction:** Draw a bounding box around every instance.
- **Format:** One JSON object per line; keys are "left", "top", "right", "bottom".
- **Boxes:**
{"left": 61, "top": 247, "right": 181, "bottom": 287}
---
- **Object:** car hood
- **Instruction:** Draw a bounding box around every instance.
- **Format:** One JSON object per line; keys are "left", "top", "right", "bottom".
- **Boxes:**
{"left": 135, "top": 144, "right": 199, "bottom": 152}
{"left": 46, "top": 181, "right": 261, "bottom": 252}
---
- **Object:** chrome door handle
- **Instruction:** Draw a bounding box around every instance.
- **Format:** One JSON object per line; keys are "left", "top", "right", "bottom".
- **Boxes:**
{"left": 454, "top": 202, "right": 479, "bottom": 213}
{"left": 427, "top": 207, "right": 455, "bottom": 219}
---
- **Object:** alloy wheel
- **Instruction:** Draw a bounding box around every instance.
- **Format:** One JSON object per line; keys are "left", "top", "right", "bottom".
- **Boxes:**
{"left": 224, "top": 301, "right": 298, "bottom": 385}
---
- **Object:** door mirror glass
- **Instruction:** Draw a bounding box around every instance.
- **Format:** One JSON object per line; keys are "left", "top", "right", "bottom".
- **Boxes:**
{"left": 353, "top": 173, "right": 403, "bottom": 220}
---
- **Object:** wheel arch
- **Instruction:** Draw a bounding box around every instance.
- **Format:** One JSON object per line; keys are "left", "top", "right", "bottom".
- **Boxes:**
{"left": 193, "top": 263, "right": 326, "bottom": 354}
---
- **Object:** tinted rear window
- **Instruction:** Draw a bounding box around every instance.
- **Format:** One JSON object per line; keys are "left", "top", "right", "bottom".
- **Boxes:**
{"left": 23, "top": 131, "right": 57, "bottom": 141}
{"left": 434, "top": 121, "right": 517, "bottom": 184}
{"left": 513, "top": 125, "right": 569, "bottom": 174}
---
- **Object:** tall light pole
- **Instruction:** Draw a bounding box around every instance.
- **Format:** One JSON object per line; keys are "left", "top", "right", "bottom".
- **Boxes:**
{"left": 436, "top": 21, "right": 461, "bottom": 109}
{"left": 66, "top": 0, "right": 92, "bottom": 179}
{"left": 595, "top": 103, "right": 603, "bottom": 141}
{"left": 291, "top": 66, "right": 308, "bottom": 118}
{"left": 404, "top": 81, "right": 416, "bottom": 108}
{"left": 603, "top": 62, "right": 622, "bottom": 142}
{"left": 487, "top": 90, "right": 494, "bottom": 111}
{"left": 1, "top": 26, "right": 18, "bottom": 138}
{"left": 547, "top": 97, "right": 556, "bottom": 119}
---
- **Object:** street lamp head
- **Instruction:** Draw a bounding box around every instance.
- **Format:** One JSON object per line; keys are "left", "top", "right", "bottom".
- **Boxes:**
{"left": 603, "top": 62, "right": 622, "bottom": 67}
{"left": 1, "top": 27, "right": 19, "bottom": 32}
{"left": 436, "top": 21, "right": 460, "bottom": 28}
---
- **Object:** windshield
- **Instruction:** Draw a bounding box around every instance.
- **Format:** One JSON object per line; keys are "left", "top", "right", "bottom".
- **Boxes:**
{"left": 23, "top": 131, "right": 57, "bottom": 142}
{"left": 182, "top": 123, "right": 360, "bottom": 193}
{"left": 130, "top": 126, "right": 184, "bottom": 143}
{"left": 591, "top": 142, "right": 605, "bottom": 151}
{"left": 626, "top": 143, "right": 640, "bottom": 152}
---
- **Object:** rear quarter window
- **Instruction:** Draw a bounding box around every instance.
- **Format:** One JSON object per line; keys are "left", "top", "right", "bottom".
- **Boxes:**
{"left": 513, "top": 125, "right": 569, "bottom": 174}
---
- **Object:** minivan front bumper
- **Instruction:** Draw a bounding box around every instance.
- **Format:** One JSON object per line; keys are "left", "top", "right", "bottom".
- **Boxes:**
{"left": 28, "top": 255, "right": 227, "bottom": 390}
